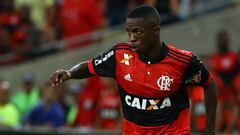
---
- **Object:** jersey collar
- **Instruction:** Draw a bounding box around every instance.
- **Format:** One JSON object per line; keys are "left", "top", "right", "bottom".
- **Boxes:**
{"left": 137, "top": 42, "right": 169, "bottom": 64}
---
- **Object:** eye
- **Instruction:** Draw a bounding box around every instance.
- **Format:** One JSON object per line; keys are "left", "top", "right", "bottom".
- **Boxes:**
{"left": 136, "top": 31, "right": 142, "bottom": 36}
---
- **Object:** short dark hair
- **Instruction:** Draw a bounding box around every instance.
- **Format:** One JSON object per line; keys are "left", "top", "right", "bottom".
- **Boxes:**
{"left": 127, "top": 5, "right": 160, "bottom": 26}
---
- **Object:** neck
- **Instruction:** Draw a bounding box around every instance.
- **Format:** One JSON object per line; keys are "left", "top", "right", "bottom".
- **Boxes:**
{"left": 142, "top": 40, "right": 163, "bottom": 60}
{"left": 44, "top": 99, "right": 55, "bottom": 107}
{"left": 149, "top": 41, "right": 163, "bottom": 60}
{"left": 219, "top": 49, "right": 229, "bottom": 54}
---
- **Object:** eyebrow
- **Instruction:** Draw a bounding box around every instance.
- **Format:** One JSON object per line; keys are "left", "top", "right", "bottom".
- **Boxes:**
{"left": 126, "top": 27, "right": 143, "bottom": 31}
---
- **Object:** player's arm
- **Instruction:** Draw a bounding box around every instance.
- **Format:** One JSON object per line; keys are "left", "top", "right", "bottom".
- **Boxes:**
{"left": 51, "top": 46, "right": 116, "bottom": 86}
{"left": 203, "top": 79, "right": 218, "bottom": 135}
{"left": 51, "top": 62, "right": 92, "bottom": 86}
{"left": 185, "top": 55, "right": 218, "bottom": 135}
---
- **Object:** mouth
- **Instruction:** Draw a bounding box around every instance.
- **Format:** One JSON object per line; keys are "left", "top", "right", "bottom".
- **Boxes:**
{"left": 131, "top": 43, "right": 140, "bottom": 49}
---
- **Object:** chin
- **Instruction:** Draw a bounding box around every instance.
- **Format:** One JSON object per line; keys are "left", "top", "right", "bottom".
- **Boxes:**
{"left": 136, "top": 47, "right": 146, "bottom": 53}
{"left": 131, "top": 43, "right": 146, "bottom": 52}
{"left": 131, "top": 43, "right": 139, "bottom": 48}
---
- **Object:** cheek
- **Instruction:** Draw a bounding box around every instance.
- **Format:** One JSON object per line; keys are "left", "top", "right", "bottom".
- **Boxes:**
{"left": 140, "top": 35, "right": 151, "bottom": 43}
{"left": 139, "top": 34, "right": 146, "bottom": 42}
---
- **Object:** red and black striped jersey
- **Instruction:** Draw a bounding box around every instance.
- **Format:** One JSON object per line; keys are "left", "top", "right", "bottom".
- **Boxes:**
{"left": 87, "top": 42, "right": 212, "bottom": 134}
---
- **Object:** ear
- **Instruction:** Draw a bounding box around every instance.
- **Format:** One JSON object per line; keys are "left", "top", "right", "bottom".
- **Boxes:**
{"left": 153, "top": 26, "right": 160, "bottom": 34}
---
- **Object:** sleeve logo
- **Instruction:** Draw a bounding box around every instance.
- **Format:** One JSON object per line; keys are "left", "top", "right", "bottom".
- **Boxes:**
{"left": 120, "top": 53, "right": 133, "bottom": 66}
{"left": 186, "top": 70, "right": 202, "bottom": 84}
{"left": 94, "top": 51, "right": 114, "bottom": 66}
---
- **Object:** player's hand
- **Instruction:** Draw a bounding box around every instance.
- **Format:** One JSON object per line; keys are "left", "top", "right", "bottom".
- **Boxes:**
{"left": 51, "top": 69, "right": 71, "bottom": 87}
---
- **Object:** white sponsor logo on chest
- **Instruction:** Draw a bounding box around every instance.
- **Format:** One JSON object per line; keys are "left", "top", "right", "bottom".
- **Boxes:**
{"left": 125, "top": 95, "right": 171, "bottom": 110}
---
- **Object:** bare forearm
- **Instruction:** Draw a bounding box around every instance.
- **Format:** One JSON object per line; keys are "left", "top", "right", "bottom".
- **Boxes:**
{"left": 68, "top": 61, "right": 93, "bottom": 79}
{"left": 204, "top": 80, "right": 218, "bottom": 135}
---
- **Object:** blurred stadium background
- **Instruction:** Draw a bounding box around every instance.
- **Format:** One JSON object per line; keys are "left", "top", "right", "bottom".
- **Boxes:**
{"left": 0, "top": 0, "right": 239, "bottom": 134}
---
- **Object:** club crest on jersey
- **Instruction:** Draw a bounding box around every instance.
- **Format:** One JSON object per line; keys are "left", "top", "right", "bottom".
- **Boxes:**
{"left": 120, "top": 53, "right": 133, "bottom": 65}
{"left": 157, "top": 75, "right": 174, "bottom": 91}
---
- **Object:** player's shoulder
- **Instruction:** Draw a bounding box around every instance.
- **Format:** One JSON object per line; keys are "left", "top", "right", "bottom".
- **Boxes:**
{"left": 167, "top": 44, "right": 193, "bottom": 64}
{"left": 115, "top": 42, "right": 134, "bottom": 51}
{"left": 167, "top": 44, "right": 193, "bottom": 57}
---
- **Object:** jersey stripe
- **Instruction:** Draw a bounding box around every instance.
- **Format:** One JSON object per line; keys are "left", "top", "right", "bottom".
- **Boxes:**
{"left": 168, "top": 48, "right": 192, "bottom": 60}
{"left": 87, "top": 59, "right": 97, "bottom": 75}
{"left": 168, "top": 54, "right": 190, "bottom": 65}
{"left": 168, "top": 51, "right": 192, "bottom": 62}
{"left": 117, "top": 48, "right": 133, "bottom": 51}
{"left": 116, "top": 44, "right": 132, "bottom": 48}
{"left": 116, "top": 44, "right": 134, "bottom": 52}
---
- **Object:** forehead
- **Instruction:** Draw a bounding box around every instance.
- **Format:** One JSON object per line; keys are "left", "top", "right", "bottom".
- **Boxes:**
{"left": 126, "top": 18, "right": 145, "bottom": 27}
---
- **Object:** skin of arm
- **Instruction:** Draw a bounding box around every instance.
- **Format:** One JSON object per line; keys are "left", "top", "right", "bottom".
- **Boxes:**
{"left": 68, "top": 61, "right": 93, "bottom": 79}
{"left": 215, "top": 101, "right": 223, "bottom": 132}
{"left": 51, "top": 61, "right": 93, "bottom": 86}
{"left": 203, "top": 79, "right": 218, "bottom": 135}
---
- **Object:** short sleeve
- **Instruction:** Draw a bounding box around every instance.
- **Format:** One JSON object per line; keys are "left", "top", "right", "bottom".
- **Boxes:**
{"left": 88, "top": 46, "right": 116, "bottom": 78}
{"left": 184, "top": 55, "right": 212, "bottom": 87}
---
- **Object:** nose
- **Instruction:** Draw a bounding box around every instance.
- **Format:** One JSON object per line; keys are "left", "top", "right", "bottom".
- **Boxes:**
{"left": 129, "top": 33, "right": 138, "bottom": 43}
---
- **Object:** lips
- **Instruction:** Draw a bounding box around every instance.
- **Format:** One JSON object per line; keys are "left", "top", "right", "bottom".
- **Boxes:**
{"left": 131, "top": 42, "right": 140, "bottom": 48}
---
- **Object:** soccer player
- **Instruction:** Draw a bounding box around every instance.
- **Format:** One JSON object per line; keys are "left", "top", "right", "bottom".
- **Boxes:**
{"left": 51, "top": 5, "right": 218, "bottom": 134}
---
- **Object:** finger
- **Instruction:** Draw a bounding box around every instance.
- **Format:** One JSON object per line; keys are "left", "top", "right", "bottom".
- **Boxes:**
{"left": 56, "top": 72, "right": 63, "bottom": 83}
{"left": 56, "top": 74, "right": 59, "bottom": 82}
{"left": 51, "top": 75, "right": 56, "bottom": 84}
{"left": 53, "top": 77, "right": 58, "bottom": 84}
{"left": 50, "top": 79, "right": 55, "bottom": 87}
{"left": 52, "top": 73, "right": 60, "bottom": 85}
{"left": 54, "top": 82, "right": 59, "bottom": 87}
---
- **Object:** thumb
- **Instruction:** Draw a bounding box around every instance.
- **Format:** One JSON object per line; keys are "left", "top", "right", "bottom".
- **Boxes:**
{"left": 60, "top": 78, "right": 63, "bottom": 83}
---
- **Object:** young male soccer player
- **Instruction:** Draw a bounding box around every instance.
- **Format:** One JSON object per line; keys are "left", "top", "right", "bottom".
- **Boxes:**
{"left": 51, "top": 5, "right": 218, "bottom": 135}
